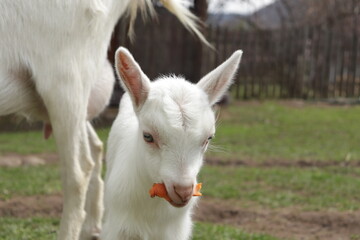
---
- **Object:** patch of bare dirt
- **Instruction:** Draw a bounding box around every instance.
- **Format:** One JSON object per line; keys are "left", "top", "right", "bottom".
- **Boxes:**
{"left": 2, "top": 153, "right": 357, "bottom": 169}
{"left": 0, "top": 153, "right": 58, "bottom": 167}
{"left": 1, "top": 194, "right": 360, "bottom": 240}
{"left": 3, "top": 152, "right": 357, "bottom": 169}
{"left": 205, "top": 157, "right": 360, "bottom": 168}
{"left": 0, "top": 194, "right": 62, "bottom": 218}
{"left": 195, "top": 198, "right": 360, "bottom": 240}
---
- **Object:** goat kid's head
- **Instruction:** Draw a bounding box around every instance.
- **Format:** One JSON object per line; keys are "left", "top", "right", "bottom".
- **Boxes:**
{"left": 115, "top": 47, "right": 242, "bottom": 207}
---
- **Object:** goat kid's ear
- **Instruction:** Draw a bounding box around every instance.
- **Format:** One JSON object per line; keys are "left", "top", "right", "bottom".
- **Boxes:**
{"left": 197, "top": 50, "right": 243, "bottom": 105}
{"left": 115, "top": 47, "right": 150, "bottom": 110}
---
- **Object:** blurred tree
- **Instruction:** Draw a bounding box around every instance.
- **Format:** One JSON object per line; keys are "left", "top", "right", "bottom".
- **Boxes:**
{"left": 276, "top": 0, "right": 356, "bottom": 27}
{"left": 190, "top": 0, "right": 250, "bottom": 82}
{"left": 193, "top": 0, "right": 208, "bottom": 20}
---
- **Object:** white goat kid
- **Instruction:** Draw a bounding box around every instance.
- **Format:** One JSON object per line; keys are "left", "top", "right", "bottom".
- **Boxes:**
{"left": 102, "top": 47, "right": 242, "bottom": 240}
{"left": 0, "top": 1, "right": 206, "bottom": 239}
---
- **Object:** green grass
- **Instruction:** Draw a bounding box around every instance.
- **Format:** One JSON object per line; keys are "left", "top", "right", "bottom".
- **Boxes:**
{"left": 0, "top": 164, "right": 282, "bottom": 239}
{"left": 199, "top": 165, "right": 360, "bottom": 211}
{"left": 0, "top": 131, "right": 57, "bottom": 154}
{"left": 0, "top": 128, "right": 110, "bottom": 154}
{"left": 193, "top": 222, "right": 279, "bottom": 240}
{"left": 209, "top": 101, "right": 360, "bottom": 162}
{"left": 1, "top": 101, "right": 360, "bottom": 239}
{"left": 0, "top": 165, "right": 60, "bottom": 199}
{"left": 0, "top": 218, "right": 59, "bottom": 240}
{"left": 2, "top": 163, "right": 359, "bottom": 211}
{"left": 0, "top": 218, "right": 279, "bottom": 240}
{"left": 2, "top": 101, "right": 360, "bottom": 162}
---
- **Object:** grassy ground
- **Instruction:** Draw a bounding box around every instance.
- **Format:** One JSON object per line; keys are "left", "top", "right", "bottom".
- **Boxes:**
{"left": 212, "top": 101, "right": 360, "bottom": 162}
{"left": 2, "top": 101, "right": 359, "bottom": 161}
{"left": 200, "top": 166, "right": 360, "bottom": 211}
{"left": 2, "top": 163, "right": 359, "bottom": 211}
{"left": 0, "top": 128, "right": 110, "bottom": 155}
{"left": 1, "top": 100, "right": 360, "bottom": 239}
{"left": 0, "top": 165, "right": 61, "bottom": 200}
{"left": 0, "top": 218, "right": 277, "bottom": 240}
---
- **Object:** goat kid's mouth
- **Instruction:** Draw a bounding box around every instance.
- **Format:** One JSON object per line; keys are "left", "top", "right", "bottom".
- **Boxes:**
{"left": 167, "top": 188, "right": 193, "bottom": 208}
{"left": 149, "top": 182, "right": 192, "bottom": 208}
{"left": 169, "top": 200, "right": 189, "bottom": 208}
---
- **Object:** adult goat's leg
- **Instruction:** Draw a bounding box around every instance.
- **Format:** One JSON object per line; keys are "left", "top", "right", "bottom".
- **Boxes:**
{"left": 80, "top": 122, "right": 104, "bottom": 240}
{"left": 37, "top": 69, "right": 93, "bottom": 240}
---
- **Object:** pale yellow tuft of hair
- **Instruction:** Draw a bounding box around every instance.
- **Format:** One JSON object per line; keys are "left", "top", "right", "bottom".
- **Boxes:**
{"left": 126, "top": 0, "right": 212, "bottom": 48}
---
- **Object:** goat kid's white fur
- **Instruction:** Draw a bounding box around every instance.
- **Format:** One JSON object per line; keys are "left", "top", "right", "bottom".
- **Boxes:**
{"left": 102, "top": 47, "right": 242, "bottom": 240}
{"left": 0, "top": 1, "right": 208, "bottom": 239}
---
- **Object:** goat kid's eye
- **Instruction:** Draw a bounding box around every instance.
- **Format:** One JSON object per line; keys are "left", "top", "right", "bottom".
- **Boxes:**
{"left": 203, "top": 135, "right": 214, "bottom": 146}
{"left": 207, "top": 135, "right": 215, "bottom": 142}
{"left": 143, "top": 133, "right": 154, "bottom": 143}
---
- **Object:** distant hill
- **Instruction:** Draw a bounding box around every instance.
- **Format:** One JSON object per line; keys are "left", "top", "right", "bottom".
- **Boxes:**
{"left": 248, "top": 0, "right": 308, "bottom": 29}
{"left": 206, "top": 13, "right": 252, "bottom": 30}
{"left": 204, "top": 0, "right": 305, "bottom": 30}
{"left": 202, "top": 0, "right": 343, "bottom": 31}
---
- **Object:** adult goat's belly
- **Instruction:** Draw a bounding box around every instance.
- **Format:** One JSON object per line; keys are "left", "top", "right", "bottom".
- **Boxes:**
{"left": 0, "top": 68, "right": 48, "bottom": 120}
{"left": 0, "top": 60, "right": 115, "bottom": 122}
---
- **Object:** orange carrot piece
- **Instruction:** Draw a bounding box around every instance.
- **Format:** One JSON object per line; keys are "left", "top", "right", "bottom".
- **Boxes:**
{"left": 193, "top": 183, "right": 202, "bottom": 196}
{"left": 149, "top": 183, "right": 203, "bottom": 202}
{"left": 149, "top": 183, "right": 172, "bottom": 202}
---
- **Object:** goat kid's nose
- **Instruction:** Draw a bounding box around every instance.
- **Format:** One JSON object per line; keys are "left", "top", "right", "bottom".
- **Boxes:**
{"left": 174, "top": 184, "right": 194, "bottom": 203}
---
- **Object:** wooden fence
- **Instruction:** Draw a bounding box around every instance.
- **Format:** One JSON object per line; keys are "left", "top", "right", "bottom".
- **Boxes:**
{"left": 202, "top": 23, "right": 360, "bottom": 99}
{"left": 109, "top": 8, "right": 360, "bottom": 102}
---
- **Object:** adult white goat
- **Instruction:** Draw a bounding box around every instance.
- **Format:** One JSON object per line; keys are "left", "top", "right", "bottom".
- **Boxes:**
{"left": 102, "top": 47, "right": 242, "bottom": 240}
{"left": 0, "top": 1, "right": 207, "bottom": 239}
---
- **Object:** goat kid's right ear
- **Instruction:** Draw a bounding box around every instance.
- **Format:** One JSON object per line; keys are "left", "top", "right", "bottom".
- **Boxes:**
{"left": 115, "top": 47, "right": 150, "bottom": 110}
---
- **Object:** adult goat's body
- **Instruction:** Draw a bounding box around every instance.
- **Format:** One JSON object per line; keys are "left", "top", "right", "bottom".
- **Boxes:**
{"left": 0, "top": 1, "right": 205, "bottom": 239}
{"left": 102, "top": 48, "right": 242, "bottom": 240}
